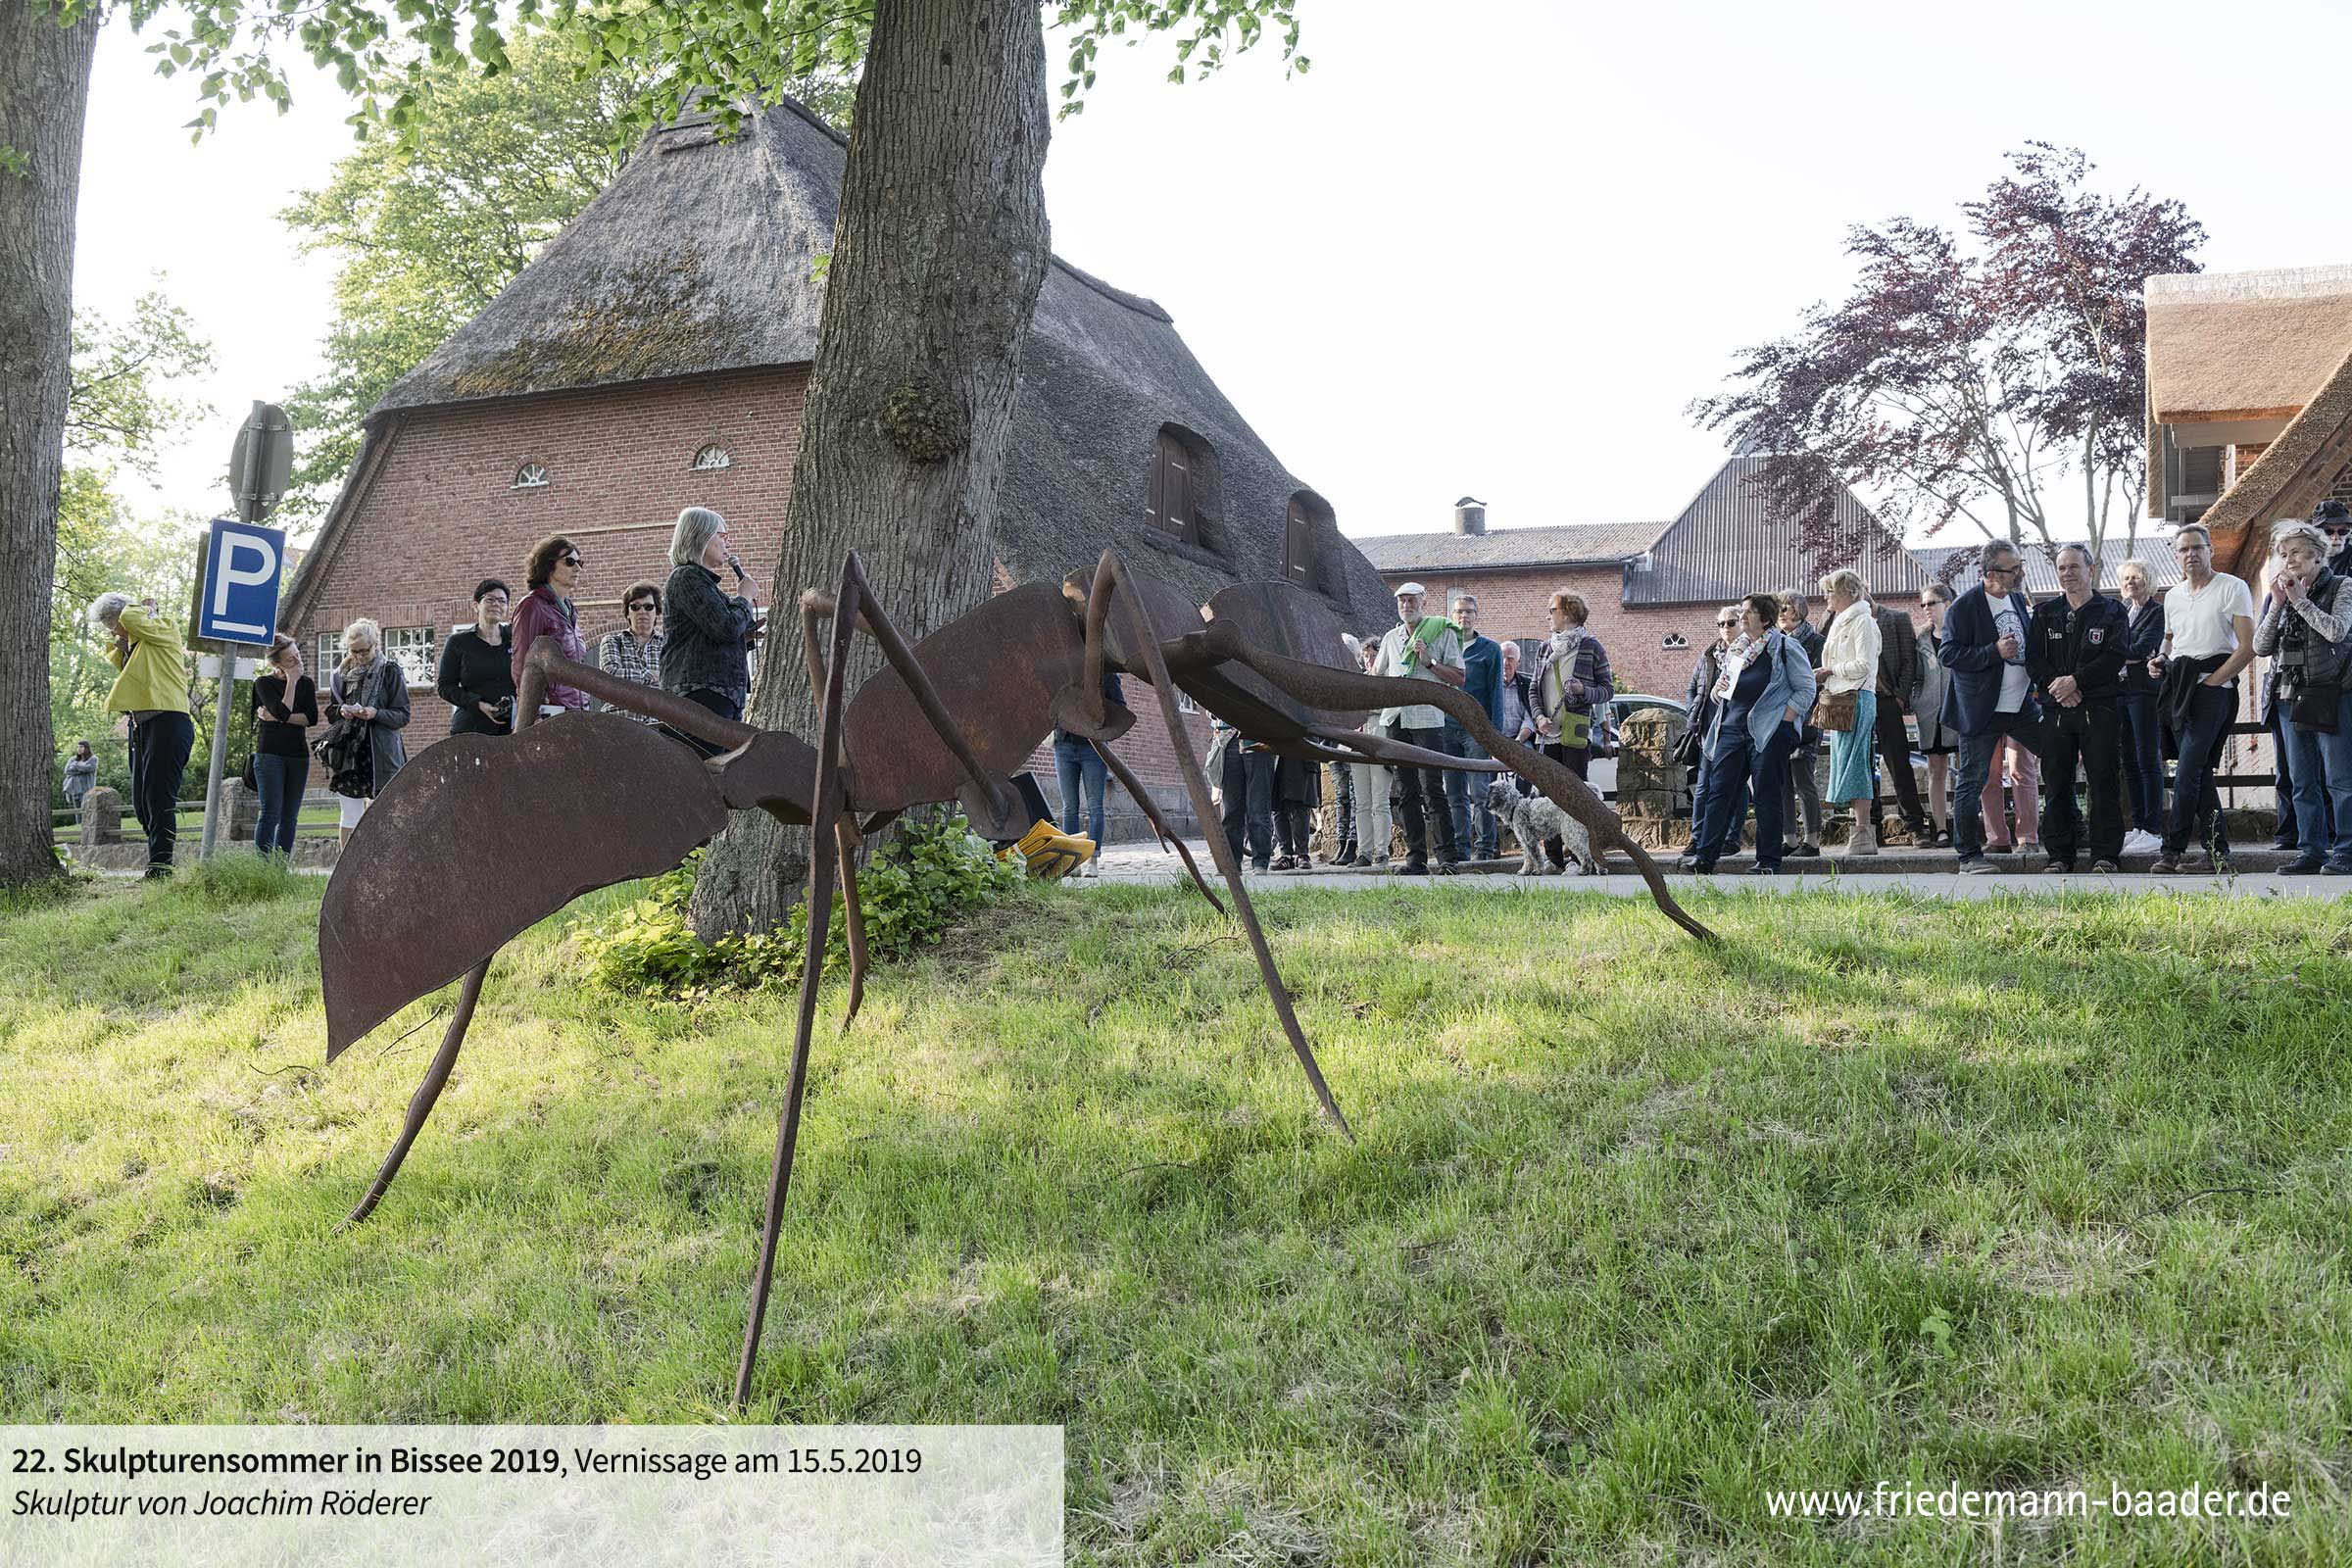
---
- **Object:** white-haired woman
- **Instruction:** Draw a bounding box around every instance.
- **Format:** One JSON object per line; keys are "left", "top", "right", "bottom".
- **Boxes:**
{"left": 1817, "top": 568, "right": 1883, "bottom": 858}
{"left": 322, "top": 617, "right": 411, "bottom": 847}
{"left": 660, "top": 507, "right": 759, "bottom": 742}
{"left": 89, "top": 590, "right": 193, "bottom": 878}
{"left": 2254, "top": 517, "right": 2352, "bottom": 872}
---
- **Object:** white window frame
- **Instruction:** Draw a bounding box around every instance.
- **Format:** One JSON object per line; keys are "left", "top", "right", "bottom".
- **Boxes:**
{"left": 381, "top": 626, "right": 437, "bottom": 690}
{"left": 692, "top": 444, "right": 733, "bottom": 471}
{"left": 513, "top": 462, "right": 549, "bottom": 490}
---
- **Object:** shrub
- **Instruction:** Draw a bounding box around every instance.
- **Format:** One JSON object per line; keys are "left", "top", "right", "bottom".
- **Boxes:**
{"left": 575, "top": 813, "right": 1023, "bottom": 997}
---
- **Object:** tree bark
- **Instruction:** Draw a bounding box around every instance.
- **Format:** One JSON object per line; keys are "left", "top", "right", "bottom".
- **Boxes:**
{"left": 687, "top": 0, "right": 1051, "bottom": 939}
{"left": 0, "top": 1, "right": 100, "bottom": 888}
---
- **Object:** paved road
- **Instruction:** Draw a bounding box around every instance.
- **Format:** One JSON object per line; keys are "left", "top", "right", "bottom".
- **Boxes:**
{"left": 1085, "top": 840, "right": 2352, "bottom": 901}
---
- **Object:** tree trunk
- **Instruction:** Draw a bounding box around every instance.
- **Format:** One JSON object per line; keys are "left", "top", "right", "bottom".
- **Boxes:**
{"left": 686, "top": 0, "right": 1051, "bottom": 939}
{"left": 0, "top": 1, "right": 100, "bottom": 888}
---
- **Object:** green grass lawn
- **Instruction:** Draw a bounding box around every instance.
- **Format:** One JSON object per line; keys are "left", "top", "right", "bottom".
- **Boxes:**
{"left": 2, "top": 869, "right": 2348, "bottom": 1564}
{"left": 51, "top": 804, "right": 341, "bottom": 843}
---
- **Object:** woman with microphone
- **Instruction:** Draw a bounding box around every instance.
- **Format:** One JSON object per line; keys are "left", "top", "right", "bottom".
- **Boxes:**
{"left": 661, "top": 507, "right": 760, "bottom": 741}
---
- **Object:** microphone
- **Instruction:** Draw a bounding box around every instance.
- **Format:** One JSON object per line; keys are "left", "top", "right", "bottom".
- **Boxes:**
{"left": 724, "top": 553, "right": 747, "bottom": 586}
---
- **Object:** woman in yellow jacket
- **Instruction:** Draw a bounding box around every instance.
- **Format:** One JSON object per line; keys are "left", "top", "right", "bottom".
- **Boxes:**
{"left": 89, "top": 592, "right": 193, "bottom": 878}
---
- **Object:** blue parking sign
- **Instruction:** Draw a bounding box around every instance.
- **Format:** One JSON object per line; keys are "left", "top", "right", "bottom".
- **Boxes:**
{"left": 198, "top": 515, "right": 286, "bottom": 646}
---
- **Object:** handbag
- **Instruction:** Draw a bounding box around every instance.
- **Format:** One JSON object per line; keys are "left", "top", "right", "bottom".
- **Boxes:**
{"left": 1818, "top": 689, "right": 1860, "bottom": 733}
{"left": 239, "top": 754, "right": 257, "bottom": 791}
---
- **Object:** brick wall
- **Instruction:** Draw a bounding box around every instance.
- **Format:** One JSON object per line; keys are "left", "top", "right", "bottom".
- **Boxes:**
{"left": 290, "top": 367, "right": 1214, "bottom": 841}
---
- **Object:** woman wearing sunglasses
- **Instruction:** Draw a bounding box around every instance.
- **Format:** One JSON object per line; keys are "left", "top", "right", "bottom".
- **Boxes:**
{"left": 510, "top": 534, "right": 591, "bottom": 721}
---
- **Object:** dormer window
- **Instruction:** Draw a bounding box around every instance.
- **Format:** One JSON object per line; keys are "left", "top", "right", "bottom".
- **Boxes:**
{"left": 513, "top": 463, "right": 549, "bottom": 490}
{"left": 1147, "top": 426, "right": 1212, "bottom": 548}
{"left": 692, "top": 444, "right": 733, "bottom": 471}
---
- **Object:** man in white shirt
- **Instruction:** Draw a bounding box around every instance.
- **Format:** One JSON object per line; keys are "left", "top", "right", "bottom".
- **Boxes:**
{"left": 1372, "top": 582, "right": 1467, "bottom": 874}
{"left": 2149, "top": 523, "right": 2256, "bottom": 872}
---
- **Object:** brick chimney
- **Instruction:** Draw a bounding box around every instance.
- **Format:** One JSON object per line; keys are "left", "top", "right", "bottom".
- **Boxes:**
{"left": 1452, "top": 496, "right": 1487, "bottom": 535}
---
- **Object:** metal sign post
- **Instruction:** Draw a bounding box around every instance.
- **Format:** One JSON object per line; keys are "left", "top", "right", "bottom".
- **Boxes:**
{"left": 197, "top": 401, "right": 292, "bottom": 858}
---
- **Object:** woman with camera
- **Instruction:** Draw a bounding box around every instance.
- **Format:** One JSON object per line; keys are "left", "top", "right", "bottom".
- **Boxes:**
{"left": 436, "top": 578, "right": 516, "bottom": 737}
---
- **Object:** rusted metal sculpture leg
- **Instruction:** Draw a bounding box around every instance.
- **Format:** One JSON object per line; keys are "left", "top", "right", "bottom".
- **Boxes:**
{"left": 1091, "top": 739, "right": 1224, "bottom": 914}
{"left": 736, "top": 564, "right": 860, "bottom": 1409}
{"left": 1201, "top": 627, "right": 1718, "bottom": 946}
{"left": 345, "top": 957, "right": 488, "bottom": 1225}
{"left": 1100, "top": 553, "right": 1352, "bottom": 1140}
{"left": 800, "top": 594, "right": 872, "bottom": 1033}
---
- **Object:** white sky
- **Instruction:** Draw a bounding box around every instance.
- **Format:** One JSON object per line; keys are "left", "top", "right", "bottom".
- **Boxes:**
{"left": 71, "top": 0, "right": 2352, "bottom": 548}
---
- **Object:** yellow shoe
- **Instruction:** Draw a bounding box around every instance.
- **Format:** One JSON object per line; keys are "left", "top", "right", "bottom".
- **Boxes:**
{"left": 1004, "top": 820, "right": 1095, "bottom": 881}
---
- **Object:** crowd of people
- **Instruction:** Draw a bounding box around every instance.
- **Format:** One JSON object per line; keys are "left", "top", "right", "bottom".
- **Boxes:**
{"left": 1669, "top": 504, "right": 2352, "bottom": 874}
{"left": 73, "top": 498, "right": 2352, "bottom": 883}
{"left": 77, "top": 507, "right": 759, "bottom": 874}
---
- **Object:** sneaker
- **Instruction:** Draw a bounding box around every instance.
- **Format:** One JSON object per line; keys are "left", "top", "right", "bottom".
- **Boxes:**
{"left": 2326, "top": 860, "right": 2352, "bottom": 876}
{"left": 1270, "top": 855, "right": 1298, "bottom": 871}
{"left": 1689, "top": 858, "right": 1717, "bottom": 876}
{"left": 1984, "top": 842, "right": 2013, "bottom": 855}
{"left": 1748, "top": 863, "right": 1780, "bottom": 876}
{"left": 2090, "top": 859, "right": 2119, "bottom": 873}
{"left": 2040, "top": 861, "right": 2073, "bottom": 874}
{"left": 2149, "top": 853, "right": 2180, "bottom": 873}
{"left": 1393, "top": 861, "right": 1428, "bottom": 876}
{"left": 2020, "top": 840, "right": 2041, "bottom": 855}
{"left": 1934, "top": 829, "right": 1954, "bottom": 848}
{"left": 2280, "top": 856, "right": 2326, "bottom": 875}
{"left": 142, "top": 864, "right": 173, "bottom": 881}
{"left": 1333, "top": 846, "right": 1357, "bottom": 866}
{"left": 1788, "top": 842, "right": 1822, "bottom": 858}
{"left": 1959, "top": 857, "right": 1996, "bottom": 875}
{"left": 1250, "top": 861, "right": 1271, "bottom": 874}
{"left": 1078, "top": 859, "right": 1101, "bottom": 878}
{"left": 2180, "top": 847, "right": 2213, "bottom": 874}
{"left": 2122, "top": 829, "right": 2162, "bottom": 857}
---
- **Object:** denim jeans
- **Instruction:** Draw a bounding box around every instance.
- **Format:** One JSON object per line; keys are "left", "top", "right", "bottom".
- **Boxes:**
{"left": 1690, "top": 719, "right": 1798, "bottom": 869}
{"left": 2162, "top": 682, "right": 2235, "bottom": 857}
{"left": 1053, "top": 735, "right": 1107, "bottom": 847}
{"left": 2284, "top": 689, "right": 2352, "bottom": 865}
{"left": 252, "top": 753, "right": 306, "bottom": 857}
{"left": 1951, "top": 710, "right": 2046, "bottom": 861}
{"left": 2117, "top": 692, "right": 2165, "bottom": 834}
{"left": 1438, "top": 723, "right": 1478, "bottom": 854}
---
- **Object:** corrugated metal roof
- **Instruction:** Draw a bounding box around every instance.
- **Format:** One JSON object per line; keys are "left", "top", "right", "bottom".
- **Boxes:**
{"left": 1913, "top": 539, "right": 2186, "bottom": 596}
{"left": 1626, "top": 455, "right": 1928, "bottom": 607}
{"left": 1353, "top": 519, "right": 1669, "bottom": 572}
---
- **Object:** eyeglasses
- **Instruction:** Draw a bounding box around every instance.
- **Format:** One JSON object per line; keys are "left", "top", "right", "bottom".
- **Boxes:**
{"left": 561, "top": 554, "right": 583, "bottom": 567}
{"left": 1716, "top": 619, "right": 1738, "bottom": 628}
{"left": 627, "top": 601, "right": 657, "bottom": 613}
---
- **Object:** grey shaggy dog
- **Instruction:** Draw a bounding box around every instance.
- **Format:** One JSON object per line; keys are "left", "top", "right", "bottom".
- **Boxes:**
{"left": 1485, "top": 776, "right": 1600, "bottom": 876}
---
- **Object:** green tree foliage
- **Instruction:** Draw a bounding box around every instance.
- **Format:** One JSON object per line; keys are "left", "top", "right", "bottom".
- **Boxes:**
{"left": 128, "top": 0, "right": 1304, "bottom": 145}
{"left": 274, "top": 31, "right": 641, "bottom": 521}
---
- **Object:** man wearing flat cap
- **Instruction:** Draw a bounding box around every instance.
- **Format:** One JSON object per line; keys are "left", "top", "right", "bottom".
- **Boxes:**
{"left": 1371, "top": 581, "right": 1466, "bottom": 874}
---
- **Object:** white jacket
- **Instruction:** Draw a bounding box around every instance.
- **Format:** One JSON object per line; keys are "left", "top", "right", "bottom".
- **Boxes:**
{"left": 1821, "top": 600, "right": 1882, "bottom": 696}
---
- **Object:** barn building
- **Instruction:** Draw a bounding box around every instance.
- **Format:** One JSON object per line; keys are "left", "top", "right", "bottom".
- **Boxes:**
{"left": 1355, "top": 454, "right": 1928, "bottom": 698}
{"left": 279, "top": 94, "right": 1391, "bottom": 841}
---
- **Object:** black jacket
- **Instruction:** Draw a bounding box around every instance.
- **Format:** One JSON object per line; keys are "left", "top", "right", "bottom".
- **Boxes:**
{"left": 1872, "top": 602, "right": 1917, "bottom": 702}
{"left": 437, "top": 625, "right": 515, "bottom": 736}
{"left": 2120, "top": 601, "right": 2166, "bottom": 695}
{"left": 1939, "top": 584, "right": 2042, "bottom": 736}
{"left": 2025, "top": 591, "right": 2130, "bottom": 706}
{"left": 662, "top": 562, "right": 756, "bottom": 701}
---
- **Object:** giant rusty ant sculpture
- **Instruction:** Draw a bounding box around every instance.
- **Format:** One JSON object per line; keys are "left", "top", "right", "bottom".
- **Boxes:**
{"left": 319, "top": 550, "right": 1716, "bottom": 1404}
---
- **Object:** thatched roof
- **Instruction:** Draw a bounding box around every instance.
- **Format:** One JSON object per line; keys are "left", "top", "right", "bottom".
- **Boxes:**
{"left": 1626, "top": 455, "right": 1927, "bottom": 607}
{"left": 2145, "top": 267, "right": 2352, "bottom": 422}
{"left": 1354, "top": 519, "right": 1668, "bottom": 573}
{"left": 329, "top": 94, "right": 1388, "bottom": 623}
{"left": 2195, "top": 341, "right": 2352, "bottom": 577}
